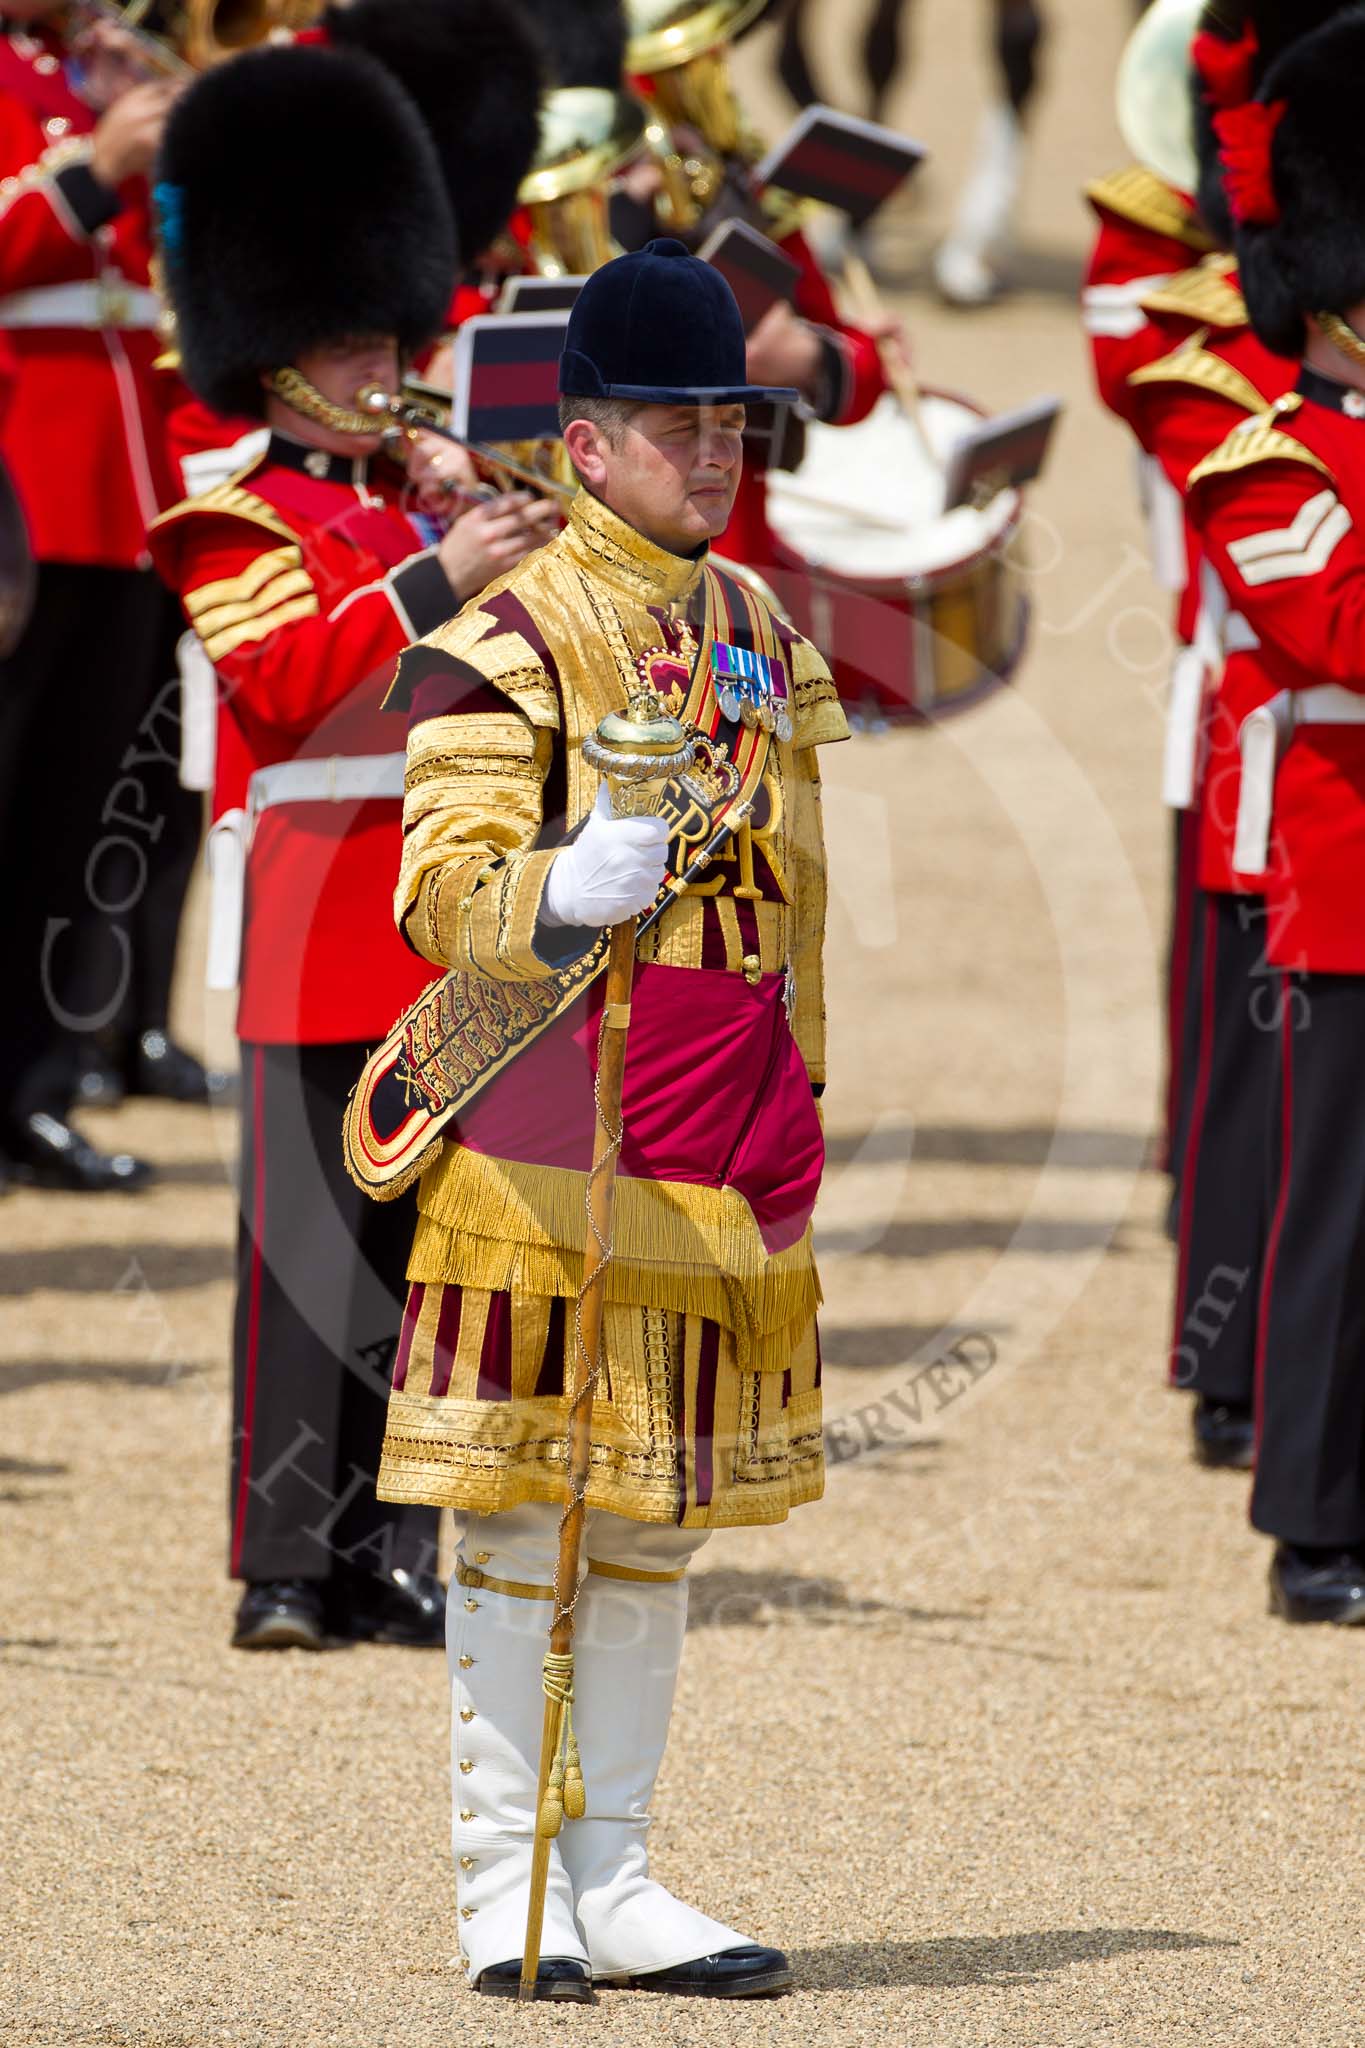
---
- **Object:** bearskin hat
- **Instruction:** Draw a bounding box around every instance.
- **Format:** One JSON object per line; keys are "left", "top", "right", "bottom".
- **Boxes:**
{"left": 321, "top": 0, "right": 543, "bottom": 262}
{"left": 1191, "top": 1, "right": 1352, "bottom": 246}
{"left": 513, "top": 0, "right": 625, "bottom": 87}
{"left": 156, "top": 44, "right": 457, "bottom": 419}
{"left": 1232, "top": 8, "right": 1365, "bottom": 356}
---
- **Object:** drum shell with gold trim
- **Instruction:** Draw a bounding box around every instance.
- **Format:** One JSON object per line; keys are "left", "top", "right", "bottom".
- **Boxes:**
{"left": 765, "top": 390, "right": 1029, "bottom": 725}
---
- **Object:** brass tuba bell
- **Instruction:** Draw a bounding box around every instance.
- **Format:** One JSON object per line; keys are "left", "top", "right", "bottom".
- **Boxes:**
{"left": 518, "top": 85, "right": 647, "bottom": 277}
{"left": 1114, "top": 0, "right": 1204, "bottom": 194}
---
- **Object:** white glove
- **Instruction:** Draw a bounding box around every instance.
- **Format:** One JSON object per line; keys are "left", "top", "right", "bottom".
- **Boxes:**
{"left": 540, "top": 783, "right": 671, "bottom": 929}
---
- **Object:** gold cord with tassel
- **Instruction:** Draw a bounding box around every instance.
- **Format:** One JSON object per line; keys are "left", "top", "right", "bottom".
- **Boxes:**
{"left": 535, "top": 1651, "right": 585, "bottom": 1838}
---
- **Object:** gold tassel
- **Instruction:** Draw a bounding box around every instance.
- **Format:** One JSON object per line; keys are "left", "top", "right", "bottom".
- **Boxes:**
{"left": 562, "top": 1710, "right": 585, "bottom": 1821}
{"left": 540, "top": 1651, "right": 584, "bottom": 1829}
{"left": 537, "top": 1753, "right": 565, "bottom": 1838}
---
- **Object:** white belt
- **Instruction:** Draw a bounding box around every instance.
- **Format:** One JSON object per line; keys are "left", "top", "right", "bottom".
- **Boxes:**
{"left": 205, "top": 752, "right": 406, "bottom": 992}
{"left": 1164, "top": 563, "right": 1261, "bottom": 812}
{"left": 248, "top": 753, "right": 405, "bottom": 813}
{"left": 0, "top": 279, "right": 162, "bottom": 330}
{"left": 1234, "top": 685, "right": 1365, "bottom": 876}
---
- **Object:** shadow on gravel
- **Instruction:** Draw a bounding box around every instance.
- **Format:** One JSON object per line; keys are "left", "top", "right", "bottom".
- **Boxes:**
{"left": 820, "top": 1321, "right": 1006, "bottom": 1369}
{"left": 0, "top": 1360, "right": 208, "bottom": 1396}
{"left": 686, "top": 1567, "right": 976, "bottom": 1631}
{"left": 823, "top": 1124, "right": 1150, "bottom": 1172}
{"left": 0, "top": 1243, "right": 231, "bottom": 1295}
{"left": 789, "top": 1926, "right": 1234, "bottom": 1989}
{"left": 817, "top": 1217, "right": 1127, "bottom": 1259}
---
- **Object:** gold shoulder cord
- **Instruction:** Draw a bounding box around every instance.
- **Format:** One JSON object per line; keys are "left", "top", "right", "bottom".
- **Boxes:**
{"left": 1317, "top": 309, "right": 1365, "bottom": 373}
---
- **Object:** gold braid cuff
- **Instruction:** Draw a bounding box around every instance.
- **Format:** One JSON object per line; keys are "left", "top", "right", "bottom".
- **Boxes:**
{"left": 264, "top": 366, "right": 382, "bottom": 439}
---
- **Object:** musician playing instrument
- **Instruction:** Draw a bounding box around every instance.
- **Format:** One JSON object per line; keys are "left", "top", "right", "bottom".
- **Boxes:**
{"left": 364, "top": 240, "right": 846, "bottom": 2001}
{"left": 0, "top": 0, "right": 183, "bottom": 1188}
{"left": 147, "top": 41, "right": 553, "bottom": 1652}
{"left": 621, "top": 0, "right": 892, "bottom": 578}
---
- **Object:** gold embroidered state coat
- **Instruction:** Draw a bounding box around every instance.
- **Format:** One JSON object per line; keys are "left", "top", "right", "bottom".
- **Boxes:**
{"left": 375, "top": 488, "right": 848, "bottom": 1527}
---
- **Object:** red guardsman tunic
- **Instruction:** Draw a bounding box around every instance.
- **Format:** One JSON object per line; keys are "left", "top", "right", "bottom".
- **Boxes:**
{"left": 147, "top": 436, "right": 460, "bottom": 1042}
{"left": 1190, "top": 378, "right": 1365, "bottom": 973}
{"left": 0, "top": 23, "right": 178, "bottom": 564}
{"left": 1124, "top": 265, "right": 1296, "bottom": 888}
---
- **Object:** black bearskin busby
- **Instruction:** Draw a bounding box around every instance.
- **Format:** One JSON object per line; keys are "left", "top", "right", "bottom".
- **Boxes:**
{"left": 1191, "top": 1, "right": 1352, "bottom": 247}
{"left": 1232, "top": 7, "right": 1365, "bottom": 357}
{"left": 321, "top": 0, "right": 543, "bottom": 263}
{"left": 156, "top": 43, "right": 457, "bottom": 419}
{"left": 512, "top": 0, "right": 625, "bottom": 87}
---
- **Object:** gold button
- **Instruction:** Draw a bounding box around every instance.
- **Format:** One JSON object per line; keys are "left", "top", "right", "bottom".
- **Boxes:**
{"left": 460, "top": 1907, "right": 476, "bottom": 1920}
{"left": 459, "top": 1855, "right": 475, "bottom": 1871}
{"left": 741, "top": 953, "right": 761, "bottom": 985}
{"left": 458, "top": 1654, "right": 474, "bottom": 1670}
{"left": 460, "top": 1708, "right": 476, "bottom": 1723}
{"left": 474, "top": 1550, "right": 491, "bottom": 1565}
{"left": 459, "top": 1759, "right": 474, "bottom": 1775}
{"left": 459, "top": 1808, "right": 474, "bottom": 1822}
{"left": 464, "top": 1597, "right": 479, "bottom": 1612}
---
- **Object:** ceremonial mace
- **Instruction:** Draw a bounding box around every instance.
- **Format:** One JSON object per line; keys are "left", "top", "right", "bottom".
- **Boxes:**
{"left": 519, "top": 689, "right": 697, "bottom": 2001}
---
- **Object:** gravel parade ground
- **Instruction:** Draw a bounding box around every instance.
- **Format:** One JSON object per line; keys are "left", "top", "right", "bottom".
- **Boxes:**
{"left": 5, "top": 4, "right": 1359, "bottom": 2043}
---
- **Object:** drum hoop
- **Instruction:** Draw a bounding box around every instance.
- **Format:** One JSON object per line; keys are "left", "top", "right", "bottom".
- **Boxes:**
{"left": 768, "top": 385, "right": 1023, "bottom": 594}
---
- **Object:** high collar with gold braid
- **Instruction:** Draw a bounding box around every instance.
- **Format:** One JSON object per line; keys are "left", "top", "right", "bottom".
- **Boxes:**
{"left": 561, "top": 487, "right": 709, "bottom": 610}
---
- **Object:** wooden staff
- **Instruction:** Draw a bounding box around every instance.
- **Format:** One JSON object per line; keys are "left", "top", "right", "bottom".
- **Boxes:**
{"left": 519, "top": 695, "right": 697, "bottom": 2000}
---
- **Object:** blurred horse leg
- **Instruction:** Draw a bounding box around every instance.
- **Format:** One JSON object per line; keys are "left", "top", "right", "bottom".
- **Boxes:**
{"left": 934, "top": 0, "right": 1045, "bottom": 305}
{"left": 862, "top": 0, "right": 912, "bottom": 124}
{"left": 775, "top": 0, "right": 821, "bottom": 108}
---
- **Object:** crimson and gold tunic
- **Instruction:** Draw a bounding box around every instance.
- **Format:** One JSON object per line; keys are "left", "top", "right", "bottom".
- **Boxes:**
{"left": 375, "top": 488, "right": 848, "bottom": 1527}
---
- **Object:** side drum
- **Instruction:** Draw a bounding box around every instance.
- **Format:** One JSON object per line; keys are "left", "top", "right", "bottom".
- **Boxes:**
{"left": 766, "top": 391, "right": 1029, "bottom": 725}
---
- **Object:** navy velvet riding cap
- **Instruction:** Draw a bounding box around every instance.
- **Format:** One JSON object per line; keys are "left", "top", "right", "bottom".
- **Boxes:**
{"left": 558, "top": 237, "right": 800, "bottom": 406}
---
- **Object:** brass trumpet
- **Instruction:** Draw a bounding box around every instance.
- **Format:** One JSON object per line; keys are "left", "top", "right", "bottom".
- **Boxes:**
{"left": 355, "top": 382, "right": 575, "bottom": 504}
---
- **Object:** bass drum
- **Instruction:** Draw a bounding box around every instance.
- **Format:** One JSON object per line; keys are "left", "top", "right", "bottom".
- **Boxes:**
{"left": 766, "top": 390, "right": 1028, "bottom": 726}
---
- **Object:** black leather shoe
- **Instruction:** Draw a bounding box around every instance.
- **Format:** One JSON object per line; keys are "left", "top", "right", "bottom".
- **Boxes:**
{"left": 626, "top": 1945, "right": 793, "bottom": 1998}
{"left": 3, "top": 1111, "right": 154, "bottom": 1192}
{"left": 1269, "top": 1543, "right": 1365, "bottom": 1625}
{"left": 1192, "top": 1395, "right": 1256, "bottom": 1470}
{"left": 475, "top": 1960, "right": 594, "bottom": 2003}
{"left": 126, "top": 1030, "right": 238, "bottom": 1106}
{"left": 74, "top": 1046, "right": 124, "bottom": 1110}
{"left": 329, "top": 1565, "right": 446, "bottom": 1646}
{"left": 232, "top": 1579, "right": 328, "bottom": 1650}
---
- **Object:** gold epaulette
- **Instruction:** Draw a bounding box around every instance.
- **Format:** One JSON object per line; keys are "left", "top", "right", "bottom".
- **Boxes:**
{"left": 1128, "top": 333, "right": 1267, "bottom": 416}
{"left": 1138, "top": 253, "right": 1246, "bottom": 330}
{"left": 147, "top": 467, "right": 297, "bottom": 549}
{"left": 387, "top": 588, "right": 560, "bottom": 729}
{"left": 1083, "top": 164, "right": 1214, "bottom": 252}
{"left": 1187, "top": 396, "right": 1334, "bottom": 491}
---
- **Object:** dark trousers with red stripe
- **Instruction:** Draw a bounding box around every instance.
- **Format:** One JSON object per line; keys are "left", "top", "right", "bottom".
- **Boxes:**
{"left": 1165, "top": 807, "right": 1206, "bottom": 1190}
{"left": 1252, "top": 974, "right": 1365, "bottom": 1548}
{"left": 231, "top": 1040, "right": 437, "bottom": 1584}
{"left": 1169, "top": 890, "right": 1276, "bottom": 1402}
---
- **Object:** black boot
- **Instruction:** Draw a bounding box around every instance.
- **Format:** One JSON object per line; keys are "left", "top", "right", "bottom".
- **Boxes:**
{"left": 126, "top": 1029, "right": 237, "bottom": 1105}
{"left": 1192, "top": 1395, "right": 1256, "bottom": 1470}
{"left": 232, "top": 1579, "right": 328, "bottom": 1650}
{"left": 475, "top": 1960, "right": 595, "bottom": 2003}
{"left": 328, "top": 1565, "right": 446, "bottom": 1646}
{"left": 2, "top": 1111, "right": 153, "bottom": 1192}
{"left": 1269, "top": 1544, "right": 1365, "bottom": 1625}
{"left": 626, "top": 1946, "right": 793, "bottom": 1998}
